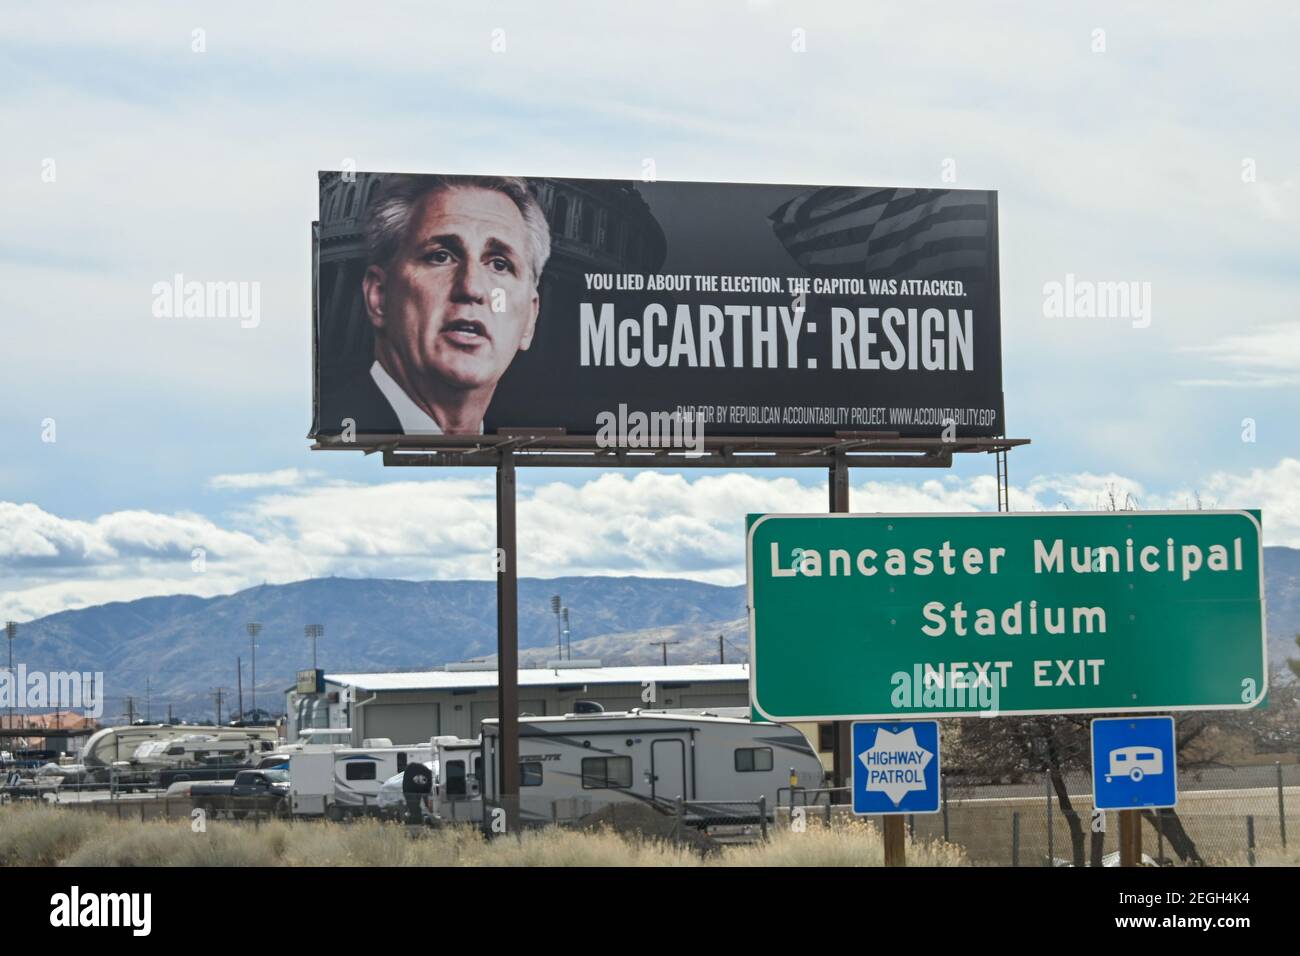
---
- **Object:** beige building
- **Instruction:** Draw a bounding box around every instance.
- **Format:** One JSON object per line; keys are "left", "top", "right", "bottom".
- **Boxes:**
{"left": 286, "top": 663, "right": 755, "bottom": 746}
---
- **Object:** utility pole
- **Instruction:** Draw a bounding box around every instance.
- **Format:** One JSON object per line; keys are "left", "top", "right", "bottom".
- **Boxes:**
{"left": 246, "top": 622, "right": 262, "bottom": 720}
{"left": 719, "top": 633, "right": 725, "bottom": 664}
{"left": 551, "top": 595, "right": 563, "bottom": 659}
{"left": 304, "top": 624, "right": 323, "bottom": 670}
{"left": 236, "top": 657, "right": 243, "bottom": 723}
{"left": 649, "top": 640, "right": 679, "bottom": 666}
{"left": 4, "top": 622, "right": 15, "bottom": 734}
{"left": 145, "top": 676, "right": 151, "bottom": 723}
{"left": 212, "top": 687, "right": 226, "bottom": 726}
{"left": 166, "top": 703, "right": 173, "bottom": 725}
{"left": 125, "top": 697, "right": 136, "bottom": 725}
{"left": 562, "top": 607, "right": 571, "bottom": 660}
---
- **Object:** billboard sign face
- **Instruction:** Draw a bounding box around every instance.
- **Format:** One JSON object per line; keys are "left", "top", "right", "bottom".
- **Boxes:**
{"left": 310, "top": 173, "right": 1003, "bottom": 443}
{"left": 747, "top": 511, "right": 1266, "bottom": 721}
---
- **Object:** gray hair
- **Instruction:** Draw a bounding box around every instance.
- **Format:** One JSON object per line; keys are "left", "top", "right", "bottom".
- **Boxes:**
{"left": 363, "top": 174, "right": 552, "bottom": 285}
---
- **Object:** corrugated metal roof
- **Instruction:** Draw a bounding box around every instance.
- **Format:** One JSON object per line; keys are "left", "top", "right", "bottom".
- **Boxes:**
{"left": 324, "top": 663, "right": 749, "bottom": 692}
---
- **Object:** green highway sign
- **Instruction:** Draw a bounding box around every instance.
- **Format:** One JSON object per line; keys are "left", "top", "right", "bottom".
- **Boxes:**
{"left": 747, "top": 511, "right": 1266, "bottom": 720}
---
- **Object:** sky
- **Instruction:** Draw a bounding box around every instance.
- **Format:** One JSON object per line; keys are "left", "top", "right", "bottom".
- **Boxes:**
{"left": 2, "top": 1, "right": 1298, "bottom": 621}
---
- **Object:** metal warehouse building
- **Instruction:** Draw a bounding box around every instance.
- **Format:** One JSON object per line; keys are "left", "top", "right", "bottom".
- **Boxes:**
{"left": 286, "top": 663, "right": 752, "bottom": 746}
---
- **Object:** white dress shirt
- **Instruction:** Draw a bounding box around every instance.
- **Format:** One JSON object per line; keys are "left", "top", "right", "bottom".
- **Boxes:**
{"left": 369, "top": 361, "right": 482, "bottom": 435}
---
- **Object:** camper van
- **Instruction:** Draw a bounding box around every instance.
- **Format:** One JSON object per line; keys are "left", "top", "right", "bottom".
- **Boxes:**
{"left": 431, "top": 709, "right": 825, "bottom": 826}
{"left": 289, "top": 740, "right": 433, "bottom": 819}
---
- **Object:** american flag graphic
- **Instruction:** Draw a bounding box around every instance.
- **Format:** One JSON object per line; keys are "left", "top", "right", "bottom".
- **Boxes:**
{"left": 768, "top": 187, "right": 992, "bottom": 280}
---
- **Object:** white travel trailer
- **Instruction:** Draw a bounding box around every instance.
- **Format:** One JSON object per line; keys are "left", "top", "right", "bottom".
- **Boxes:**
{"left": 289, "top": 740, "right": 432, "bottom": 819}
{"left": 433, "top": 710, "right": 825, "bottom": 826}
{"left": 82, "top": 724, "right": 278, "bottom": 769}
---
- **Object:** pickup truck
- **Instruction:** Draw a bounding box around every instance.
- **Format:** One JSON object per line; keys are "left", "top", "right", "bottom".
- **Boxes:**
{"left": 189, "top": 769, "right": 289, "bottom": 818}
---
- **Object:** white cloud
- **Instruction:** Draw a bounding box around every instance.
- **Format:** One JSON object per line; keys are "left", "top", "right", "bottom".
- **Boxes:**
{"left": 209, "top": 468, "right": 319, "bottom": 490}
{"left": 3, "top": 459, "right": 1297, "bottom": 620}
{"left": 1153, "top": 458, "right": 1300, "bottom": 544}
{"left": 1180, "top": 322, "right": 1300, "bottom": 387}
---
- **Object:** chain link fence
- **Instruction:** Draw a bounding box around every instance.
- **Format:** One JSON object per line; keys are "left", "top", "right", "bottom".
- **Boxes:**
{"left": 904, "top": 763, "right": 1299, "bottom": 865}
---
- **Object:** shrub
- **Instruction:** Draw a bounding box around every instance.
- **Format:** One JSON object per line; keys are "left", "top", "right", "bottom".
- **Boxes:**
{"left": 0, "top": 804, "right": 111, "bottom": 866}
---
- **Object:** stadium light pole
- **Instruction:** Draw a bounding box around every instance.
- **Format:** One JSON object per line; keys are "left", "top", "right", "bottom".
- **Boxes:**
{"left": 562, "top": 607, "right": 571, "bottom": 661}
{"left": 246, "top": 622, "right": 262, "bottom": 722}
{"left": 550, "top": 595, "right": 562, "bottom": 659}
{"left": 305, "top": 624, "right": 323, "bottom": 670}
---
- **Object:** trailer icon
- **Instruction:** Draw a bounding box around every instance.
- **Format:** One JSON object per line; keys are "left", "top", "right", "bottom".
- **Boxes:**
{"left": 1105, "top": 746, "right": 1163, "bottom": 783}
{"left": 1091, "top": 717, "right": 1177, "bottom": 809}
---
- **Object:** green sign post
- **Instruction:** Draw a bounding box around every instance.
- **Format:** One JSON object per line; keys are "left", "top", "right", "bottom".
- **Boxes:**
{"left": 748, "top": 511, "right": 1266, "bottom": 720}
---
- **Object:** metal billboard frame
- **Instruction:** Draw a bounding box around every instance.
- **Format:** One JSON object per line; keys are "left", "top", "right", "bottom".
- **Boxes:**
{"left": 311, "top": 429, "right": 1028, "bottom": 821}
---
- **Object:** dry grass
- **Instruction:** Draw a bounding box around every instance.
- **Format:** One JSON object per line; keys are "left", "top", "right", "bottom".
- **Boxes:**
{"left": 0, "top": 803, "right": 113, "bottom": 866}
{"left": 724, "top": 818, "right": 969, "bottom": 867}
{"left": 65, "top": 818, "right": 285, "bottom": 867}
{"left": 0, "top": 803, "right": 967, "bottom": 867}
{"left": 468, "top": 826, "right": 701, "bottom": 867}
{"left": 1208, "top": 844, "right": 1300, "bottom": 868}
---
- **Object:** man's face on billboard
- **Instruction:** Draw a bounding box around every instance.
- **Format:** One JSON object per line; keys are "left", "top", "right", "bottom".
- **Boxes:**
{"left": 369, "top": 186, "right": 539, "bottom": 395}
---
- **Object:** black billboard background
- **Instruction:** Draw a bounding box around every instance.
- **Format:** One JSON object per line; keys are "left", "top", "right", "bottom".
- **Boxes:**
{"left": 311, "top": 173, "right": 1004, "bottom": 440}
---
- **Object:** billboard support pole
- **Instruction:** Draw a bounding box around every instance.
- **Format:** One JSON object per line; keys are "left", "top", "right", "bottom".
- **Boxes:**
{"left": 828, "top": 449, "right": 853, "bottom": 807}
{"left": 496, "top": 448, "right": 521, "bottom": 833}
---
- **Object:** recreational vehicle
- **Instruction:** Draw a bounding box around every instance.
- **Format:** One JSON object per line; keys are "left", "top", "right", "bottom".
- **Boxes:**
{"left": 82, "top": 724, "right": 278, "bottom": 770}
{"left": 429, "top": 736, "right": 485, "bottom": 824}
{"left": 129, "top": 733, "right": 277, "bottom": 770}
{"left": 432, "top": 710, "right": 825, "bottom": 826}
{"left": 289, "top": 740, "right": 432, "bottom": 819}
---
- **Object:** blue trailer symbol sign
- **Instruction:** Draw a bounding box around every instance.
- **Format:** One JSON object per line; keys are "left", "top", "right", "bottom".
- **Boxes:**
{"left": 852, "top": 721, "right": 941, "bottom": 815}
{"left": 1091, "top": 716, "right": 1177, "bottom": 810}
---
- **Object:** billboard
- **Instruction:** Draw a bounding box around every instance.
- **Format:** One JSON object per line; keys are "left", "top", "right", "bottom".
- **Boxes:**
{"left": 296, "top": 668, "right": 324, "bottom": 696}
{"left": 311, "top": 172, "right": 1004, "bottom": 442}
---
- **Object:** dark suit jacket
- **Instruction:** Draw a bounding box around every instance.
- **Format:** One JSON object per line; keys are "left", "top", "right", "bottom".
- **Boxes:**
{"left": 317, "top": 367, "right": 402, "bottom": 436}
